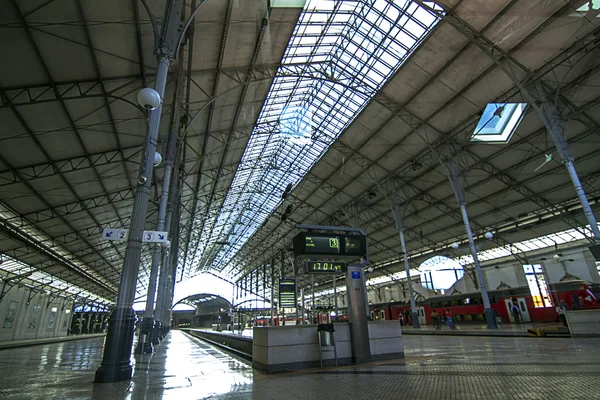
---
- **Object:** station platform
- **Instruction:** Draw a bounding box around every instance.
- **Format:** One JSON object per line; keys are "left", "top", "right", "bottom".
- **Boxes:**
{"left": 0, "top": 329, "right": 598, "bottom": 399}
{"left": 0, "top": 333, "right": 106, "bottom": 350}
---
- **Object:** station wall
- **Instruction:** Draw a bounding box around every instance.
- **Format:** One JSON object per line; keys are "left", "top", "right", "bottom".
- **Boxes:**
{"left": 364, "top": 245, "right": 600, "bottom": 304}
{"left": 0, "top": 284, "right": 73, "bottom": 342}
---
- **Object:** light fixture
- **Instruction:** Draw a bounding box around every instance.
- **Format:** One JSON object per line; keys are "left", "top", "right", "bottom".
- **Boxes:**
{"left": 137, "top": 87, "right": 161, "bottom": 110}
{"left": 452, "top": 242, "right": 459, "bottom": 249}
{"left": 368, "top": 267, "right": 374, "bottom": 273}
{"left": 281, "top": 183, "right": 293, "bottom": 199}
{"left": 280, "top": 204, "right": 293, "bottom": 221}
{"left": 410, "top": 160, "right": 423, "bottom": 171}
{"left": 153, "top": 152, "right": 163, "bottom": 166}
{"left": 484, "top": 231, "right": 494, "bottom": 240}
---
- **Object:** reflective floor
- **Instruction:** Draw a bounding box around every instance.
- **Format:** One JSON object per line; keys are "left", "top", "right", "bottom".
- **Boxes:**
{"left": 0, "top": 330, "right": 598, "bottom": 399}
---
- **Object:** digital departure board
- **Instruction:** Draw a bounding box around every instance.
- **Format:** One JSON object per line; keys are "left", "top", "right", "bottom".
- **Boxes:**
{"left": 304, "top": 235, "right": 340, "bottom": 255}
{"left": 293, "top": 232, "right": 367, "bottom": 258}
{"left": 306, "top": 261, "right": 347, "bottom": 274}
{"left": 278, "top": 277, "right": 297, "bottom": 308}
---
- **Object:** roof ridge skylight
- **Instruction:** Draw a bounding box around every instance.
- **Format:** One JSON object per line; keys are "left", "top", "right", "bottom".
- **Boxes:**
{"left": 185, "top": 0, "right": 443, "bottom": 277}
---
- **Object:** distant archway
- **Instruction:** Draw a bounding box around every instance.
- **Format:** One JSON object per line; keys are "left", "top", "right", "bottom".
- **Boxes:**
{"left": 418, "top": 256, "right": 464, "bottom": 293}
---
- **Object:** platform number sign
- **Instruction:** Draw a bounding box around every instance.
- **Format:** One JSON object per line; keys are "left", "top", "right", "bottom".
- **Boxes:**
{"left": 329, "top": 238, "right": 339, "bottom": 250}
{"left": 101, "top": 228, "right": 168, "bottom": 243}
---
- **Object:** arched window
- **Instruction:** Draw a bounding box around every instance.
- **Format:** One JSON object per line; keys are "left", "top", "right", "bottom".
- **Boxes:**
{"left": 418, "top": 256, "right": 464, "bottom": 293}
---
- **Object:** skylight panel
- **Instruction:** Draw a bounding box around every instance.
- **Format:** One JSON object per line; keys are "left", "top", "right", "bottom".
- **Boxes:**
{"left": 471, "top": 103, "right": 527, "bottom": 143}
{"left": 189, "top": 0, "right": 442, "bottom": 273}
{"left": 570, "top": 0, "right": 599, "bottom": 16}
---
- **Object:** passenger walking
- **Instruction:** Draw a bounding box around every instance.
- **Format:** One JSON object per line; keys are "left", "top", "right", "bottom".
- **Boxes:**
{"left": 445, "top": 309, "right": 455, "bottom": 330}
{"left": 511, "top": 301, "right": 522, "bottom": 324}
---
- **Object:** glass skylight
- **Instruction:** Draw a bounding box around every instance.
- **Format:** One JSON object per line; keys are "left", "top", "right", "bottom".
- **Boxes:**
{"left": 0, "top": 254, "right": 113, "bottom": 306}
{"left": 186, "top": 0, "right": 443, "bottom": 276}
{"left": 471, "top": 103, "right": 527, "bottom": 143}
{"left": 570, "top": 0, "right": 600, "bottom": 17}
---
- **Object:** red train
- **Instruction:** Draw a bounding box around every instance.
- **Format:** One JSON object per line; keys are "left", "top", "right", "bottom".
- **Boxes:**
{"left": 367, "top": 280, "right": 600, "bottom": 325}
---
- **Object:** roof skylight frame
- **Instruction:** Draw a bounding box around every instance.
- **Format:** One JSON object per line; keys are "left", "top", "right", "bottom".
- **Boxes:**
{"left": 186, "top": 0, "right": 443, "bottom": 276}
{"left": 0, "top": 254, "right": 113, "bottom": 305}
{"left": 471, "top": 102, "right": 527, "bottom": 143}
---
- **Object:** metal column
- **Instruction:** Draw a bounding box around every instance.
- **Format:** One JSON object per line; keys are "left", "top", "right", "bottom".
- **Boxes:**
{"left": 346, "top": 265, "right": 371, "bottom": 364}
{"left": 94, "top": 0, "right": 186, "bottom": 382}
{"left": 446, "top": 159, "right": 497, "bottom": 329}
{"left": 311, "top": 275, "right": 315, "bottom": 324}
{"left": 391, "top": 192, "right": 420, "bottom": 328}
{"left": 136, "top": 125, "right": 177, "bottom": 354}
{"left": 333, "top": 274, "right": 338, "bottom": 322}
{"left": 535, "top": 83, "right": 600, "bottom": 243}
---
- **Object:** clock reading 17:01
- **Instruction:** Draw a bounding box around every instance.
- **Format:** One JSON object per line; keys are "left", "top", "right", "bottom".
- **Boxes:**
{"left": 306, "top": 261, "right": 347, "bottom": 274}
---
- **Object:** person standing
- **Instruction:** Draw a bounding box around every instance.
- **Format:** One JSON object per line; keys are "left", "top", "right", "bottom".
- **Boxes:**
{"left": 557, "top": 299, "right": 569, "bottom": 327}
{"left": 430, "top": 309, "right": 440, "bottom": 330}
{"left": 511, "top": 301, "right": 522, "bottom": 324}
{"left": 445, "top": 309, "right": 455, "bottom": 330}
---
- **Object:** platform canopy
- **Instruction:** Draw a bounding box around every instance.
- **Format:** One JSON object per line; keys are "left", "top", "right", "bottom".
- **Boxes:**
{"left": 0, "top": 0, "right": 599, "bottom": 307}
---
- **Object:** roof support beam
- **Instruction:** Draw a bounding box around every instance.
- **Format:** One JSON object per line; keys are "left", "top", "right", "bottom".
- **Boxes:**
{"left": 0, "top": 147, "right": 142, "bottom": 188}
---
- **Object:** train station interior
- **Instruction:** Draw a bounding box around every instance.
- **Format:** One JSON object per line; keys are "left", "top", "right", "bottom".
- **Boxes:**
{"left": 1, "top": 0, "right": 600, "bottom": 398}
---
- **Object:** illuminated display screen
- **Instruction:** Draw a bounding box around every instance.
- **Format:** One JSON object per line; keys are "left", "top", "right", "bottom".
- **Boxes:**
{"left": 344, "top": 236, "right": 363, "bottom": 255}
{"left": 279, "top": 278, "right": 297, "bottom": 308}
{"left": 304, "top": 236, "right": 340, "bottom": 254}
{"left": 293, "top": 232, "right": 366, "bottom": 258}
{"left": 306, "top": 261, "right": 347, "bottom": 274}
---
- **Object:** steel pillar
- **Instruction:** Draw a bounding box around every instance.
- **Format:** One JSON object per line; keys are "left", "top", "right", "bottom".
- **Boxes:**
{"left": 535, "top": 83, "right": 600, "bottom": 243}
{"left": 135, "top": 127, "right": 177, "bottom": 354}
{"left": 446, "top": 160, "right": 497, "bottom": 329}
{"left": 391, "top": 192, "right": 420, "bottom": 328}
{"left": 346, "top": 265, "right": 371, "bottom": 364}
{"left": 94, "top": 56, "right": 169, "bottom": 382}
{"left": 94, "top": 0, "right": 186, "bottom": 383}
{"left": 333, "top": 274, "right": 338, "bottom": 322}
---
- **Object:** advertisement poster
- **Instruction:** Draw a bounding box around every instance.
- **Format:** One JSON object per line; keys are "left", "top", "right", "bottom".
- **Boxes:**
{"left": 28, "top": 304, "right": 41, "bottom": 329}
{"left": 48, "top": 307, "right": 57, "bottom": 329}
{"left": 3, "top": 301, "right": 18, "bottom": 329}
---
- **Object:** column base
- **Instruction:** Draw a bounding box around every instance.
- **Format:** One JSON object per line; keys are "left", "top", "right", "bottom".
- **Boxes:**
{"left": 151, "top": 321, "right": 161, "bottom": 345}
{"left": 484, "top": 307, "right": 498, "bottom": 329}
{"left": 94, "top": 307, "right": 136, "bottom": 383}
{"left": 134, "top": 316, "right": 155, "bottom": 354}
{"left": 411, "top": 312, "right": 421, "bottom": 328}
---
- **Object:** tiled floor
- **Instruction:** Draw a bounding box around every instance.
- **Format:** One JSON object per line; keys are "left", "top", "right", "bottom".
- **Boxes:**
{"left": 0, "top": 329, "right": 598, "bottom": 399}
{"left": 208, "top": 322, "right": 568, "bottom": 338}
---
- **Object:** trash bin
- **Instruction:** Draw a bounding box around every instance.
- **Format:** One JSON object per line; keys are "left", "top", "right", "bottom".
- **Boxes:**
{"left": 317, "top": 323, "right": 335, "bottom": 347}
